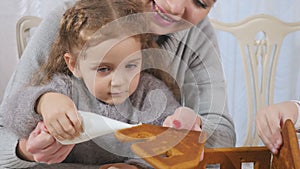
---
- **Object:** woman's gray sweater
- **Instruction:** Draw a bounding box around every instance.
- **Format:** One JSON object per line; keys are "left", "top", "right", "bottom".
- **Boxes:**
{"left": 0, "top": 2, "right": 236, "bottom": 169}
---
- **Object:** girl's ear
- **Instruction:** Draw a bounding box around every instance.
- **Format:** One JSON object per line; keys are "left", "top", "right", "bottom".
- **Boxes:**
{"left": 64, "top": 53, "right": 81, "bottom": 77}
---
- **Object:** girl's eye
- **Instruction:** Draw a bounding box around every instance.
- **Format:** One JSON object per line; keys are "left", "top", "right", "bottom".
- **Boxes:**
{"left": 193, "top": 0, "right": 208, "bottom": 9}
{"left": 125, "top": 64, "right": 137, "bottom": 69}
{"left": 97, "top": 66, "right": 111, "bottom": 73}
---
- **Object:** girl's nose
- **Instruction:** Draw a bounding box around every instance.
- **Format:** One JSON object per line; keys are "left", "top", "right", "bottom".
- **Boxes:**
{"left": 111, "top": 70, "right": 129, "bottom": 87}
{"left": 165, "top": 0, "right": 185, "bottom": 17}
{"left": 111, "top": 75, "right": 123, "bottom": 87}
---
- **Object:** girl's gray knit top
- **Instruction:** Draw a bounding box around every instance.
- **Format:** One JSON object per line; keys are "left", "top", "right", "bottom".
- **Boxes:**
{"left": 0, "top": 2, "right": 236, "bottom": 169}
{"left": 2, "top": 72, "right": 180, "bottom": 169}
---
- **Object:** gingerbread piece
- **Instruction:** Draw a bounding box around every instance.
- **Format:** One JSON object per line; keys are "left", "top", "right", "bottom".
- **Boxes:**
{"left": 115, "top": 124, "right": 205, "bottom": 169}
{"left": 272, "top": 119, "right": 300, "bottom": 169}
{"left": 115, "top": 124, "right": 166, "bottom": 142}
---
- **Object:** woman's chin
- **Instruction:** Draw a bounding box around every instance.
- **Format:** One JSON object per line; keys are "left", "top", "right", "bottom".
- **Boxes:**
{"left": 150, "top": 22, "right": 191, "bottom": 35}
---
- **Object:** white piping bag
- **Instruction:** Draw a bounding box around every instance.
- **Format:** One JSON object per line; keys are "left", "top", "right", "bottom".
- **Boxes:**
{"left": 58, "top": 110, "right": 140, "bottom": 145}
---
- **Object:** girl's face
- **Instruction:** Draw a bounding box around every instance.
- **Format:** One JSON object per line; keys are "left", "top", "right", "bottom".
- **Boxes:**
{"left": 79, "top": 37, "right": 142, "bottom": 105}
{"left": 143, "top": 0, "right": 215, "bottom": 34}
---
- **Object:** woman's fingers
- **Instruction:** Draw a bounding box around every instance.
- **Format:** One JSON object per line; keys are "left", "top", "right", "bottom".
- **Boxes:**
{"left": 27, "top": 129, "right": 55, "bottom": 153}
{"left": 256, "top": 108, "right": 283, "bottom": 154}
{"left": 265, "top": 111, "right": 282, "bottom": 149}
{"left": 25, "top": 121, "right": 74, "bottom": 164}
{"left": 256, "top": 121, "right": 278, "bottom": 154}
{"left": 43, "top": 144, "right": 74, "bottom": 164}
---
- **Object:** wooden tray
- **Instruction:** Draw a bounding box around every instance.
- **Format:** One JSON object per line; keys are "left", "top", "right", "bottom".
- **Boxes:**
{"left": 198, "top": 119, "right": 300, "bottom": 169}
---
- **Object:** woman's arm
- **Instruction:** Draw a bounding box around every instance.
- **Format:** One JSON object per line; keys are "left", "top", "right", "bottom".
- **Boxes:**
{"left": 0, "top": 4, "right": 71, "bottom": 168}
{"left": 0, "top": 74, "right": 74, "bottom": 169}
{"left": 1, "top": 74, "right": 73, "bottom": 139}
{"left": 159, "top": 17, "right": 236, "bottom": 148}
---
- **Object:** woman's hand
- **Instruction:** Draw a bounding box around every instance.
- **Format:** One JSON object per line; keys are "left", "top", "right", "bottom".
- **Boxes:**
{"left": 256, "top": 101, "right": 299, "bottom": 154}
{"left": 163, "top": 107, "right": 202, "bottom": 131}
{"left": 17, "top": 121, "right": 74, "bottom": 164}
{"left": 99, "top": 163, "right": 138, "bottom": 169}
{"left": 36, "top": 92, "right": 83, "bottom": 140}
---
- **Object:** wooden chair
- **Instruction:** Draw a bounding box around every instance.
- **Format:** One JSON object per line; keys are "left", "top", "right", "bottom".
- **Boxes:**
{"left": 197, "top": 119, "right": 300, "bottom": 169}
{"left": 16, "top": 16, "right": 42, "bottom": 58}
{"left": 210, "top": 14, "right": 300, "bottom": 146}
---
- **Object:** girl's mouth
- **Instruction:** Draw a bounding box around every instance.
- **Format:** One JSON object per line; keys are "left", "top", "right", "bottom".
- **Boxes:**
{"left": 152, "top": 0, "right": 177, "bottom": 25}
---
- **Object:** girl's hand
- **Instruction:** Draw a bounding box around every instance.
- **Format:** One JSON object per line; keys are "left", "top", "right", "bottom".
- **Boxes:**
{"left": 18, "top": 122, "right": 74, "bottom": 164}
{"left": 163, "top": 107, "right": 202, "bottom": 131}
{"left": 36, "top": 92, "right": 83, "bottom": 140}
{"left": 99, "top": 163, "right": 138, "bottom": 169}
{"left": 256, "top": 101, "right": 298, "bottom": 154}
{"left": 163, "top": 107, "right": 204, "bottom": 162}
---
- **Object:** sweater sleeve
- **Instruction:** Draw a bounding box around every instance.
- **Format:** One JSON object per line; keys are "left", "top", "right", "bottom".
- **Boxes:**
{"left": 186, "top": 17, "right": 236, "bottom": 148}
{"left": 130, "top": 73, "right": 180, "bottom": 125}
{"left": 1, "top": 74, "right": 72, "bottom": 139}
{"left": 0, "top": 75, "right": 108, "bottom": 169}
{"left": 292, "top": 100, "right": 300, "bottom": 129}
{"left": 0, "top": 4, "right": 73, "bottom": 169}
{"left": 0, "top": 126, "right": 37, "bottom": 168}
{"left": 160, "top": 17, "right": 236, "bottom": 148}
{"left": 0, "top": 125, "right": 104, "bottom": 169}
{"left": 0, "top": 3, "right": 66, "bottom": 139}
{"left": 144, "top": 74, "right": 181, "bottom": 125}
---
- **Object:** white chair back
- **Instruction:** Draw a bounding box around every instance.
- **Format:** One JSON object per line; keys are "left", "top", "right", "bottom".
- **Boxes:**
{"left": 16, "top": 16, "right": 42, "bottom": 58}
{"left": 211, "top": 14, "right": 300, "bottom": 146}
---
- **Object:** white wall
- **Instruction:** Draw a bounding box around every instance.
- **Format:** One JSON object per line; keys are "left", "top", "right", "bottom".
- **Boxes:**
{"left": 0, "top": 1, "right": 19, "bottom": 103}
{"left": 0, "top": 0, "right": 70, "bottom": 103}
{"left": 209, "top": 0, "right": 300, "bottom": 146}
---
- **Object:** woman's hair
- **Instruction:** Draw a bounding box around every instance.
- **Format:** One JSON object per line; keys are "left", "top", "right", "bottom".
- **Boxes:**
{"left": 33, "top": 0, "right": 181, "bottom": 101}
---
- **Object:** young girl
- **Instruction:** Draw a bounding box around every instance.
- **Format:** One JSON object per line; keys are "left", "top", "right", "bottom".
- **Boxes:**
{"left": 2, "top": 0, "right": 199, "bottom": 168}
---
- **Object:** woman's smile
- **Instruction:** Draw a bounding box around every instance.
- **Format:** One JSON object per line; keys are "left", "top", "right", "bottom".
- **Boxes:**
{"left": 152, "top": 0, "right": 178, "bottom": 26}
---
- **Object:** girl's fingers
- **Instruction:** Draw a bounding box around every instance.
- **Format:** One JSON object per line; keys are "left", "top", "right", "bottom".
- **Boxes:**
{"left": 48, "top": 120, "right": 72, "bottom": 140}
{"left": 199, "top": 149, "right": 204, "bottom": 161}
{"left": 46, "top": 121, "right": 62, "bottom": 140}
{"left": 173, "top": 107, "right": 197, "bottom": 130}
{"left": 162, "top": 116, "right": 175, "bottom": 128}
{"left": 58, "top": 115, "right": 76, "bottom": 137}
{"left": 67, "top": 110, "right": 83, "bottom": 133}
{"left": 192, "top": 123, "right": 201, "bottom": 131}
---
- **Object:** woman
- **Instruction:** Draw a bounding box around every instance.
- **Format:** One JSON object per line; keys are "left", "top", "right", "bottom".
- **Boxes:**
{"left": 0, "top": 0, "right": 235, "bottom": 168}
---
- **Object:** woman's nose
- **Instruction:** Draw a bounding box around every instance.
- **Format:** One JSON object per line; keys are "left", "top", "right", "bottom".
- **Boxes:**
{"left": 165, "top": 0, "right": 185, "bottom": 16}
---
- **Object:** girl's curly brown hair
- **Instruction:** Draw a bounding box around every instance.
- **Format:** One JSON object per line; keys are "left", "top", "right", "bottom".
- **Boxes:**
{"left": 33, "top": 0, "right": 181, "bottom": 101}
